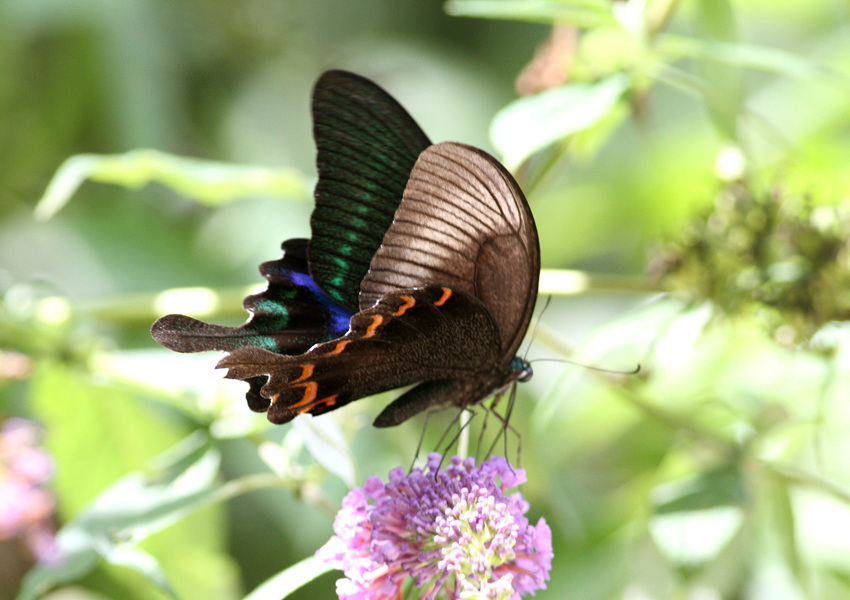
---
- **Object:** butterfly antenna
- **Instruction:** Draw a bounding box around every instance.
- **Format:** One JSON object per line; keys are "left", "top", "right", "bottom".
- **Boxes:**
{"left": 522, "top": 294, "right": 553, "bottom": 361}
{"left": 525, "top": 296, "right": 641, "bottom": 375}
{"left": 530, "top": 357, "right": 641, "bottom": 375}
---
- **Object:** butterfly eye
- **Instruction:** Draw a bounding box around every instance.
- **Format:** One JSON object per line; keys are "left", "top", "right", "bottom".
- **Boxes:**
{"left": 510, "top": 357, "right": 533, "bottom": 382}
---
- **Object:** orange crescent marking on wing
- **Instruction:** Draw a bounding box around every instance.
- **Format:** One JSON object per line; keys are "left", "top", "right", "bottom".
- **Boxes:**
{"left": 292, "top": 364, "right": 314, "bottom": 383}
{"left": 297, "top": 394, "right": 339, "bottom": 415}
{"left": 393, "top": 296, "right": 416, "bottom": 316}
{"left": 289, "top": 382, "right": 318, "bottom": 409}
{"left": 364, "top": 315, "right": 384, "bottom": 338}
{"left": 434, "top": 287, "right": 452, "bottom": 306}
{"left": 320, "top": 394, "right": 339, "bottom": 408}
{"left": 270, "top": 393, "right": 280, "bottom": 405}
{"left": 328, "top": 340, "right": 351, "bottom": 355}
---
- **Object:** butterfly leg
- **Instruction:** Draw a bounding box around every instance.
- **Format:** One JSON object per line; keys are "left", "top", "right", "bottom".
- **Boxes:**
{"left": 434, "top": 407, "right": 479, "bottom": 467}
{"left": 482, "top": 383, "right": 522, "bottom": 467}
{"left": 409, "top": 405, "right": 469, "bottom": 473}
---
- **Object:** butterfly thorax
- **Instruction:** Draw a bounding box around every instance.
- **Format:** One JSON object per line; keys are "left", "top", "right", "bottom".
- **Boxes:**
{"left": 452, "top": 356, "right": 532, "bottom": 409}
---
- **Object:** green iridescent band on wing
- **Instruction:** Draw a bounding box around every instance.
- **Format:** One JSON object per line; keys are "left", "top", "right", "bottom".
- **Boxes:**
{"left": 309, "top": 70, "right": 431, "bottom": 310}
{"left": 151, "top": 238, "right": 353, "bottom": 356}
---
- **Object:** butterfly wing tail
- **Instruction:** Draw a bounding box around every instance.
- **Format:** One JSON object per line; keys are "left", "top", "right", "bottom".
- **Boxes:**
{"left": 151, "top": 315, "right": 273, "bottom": 353}
{"left": 218, "top": 342, "right": 420, "bottom": 424}
{"left": 151, "top": 238, "right": 354, "bottom": 356}
{"left": 215, "top": 347, "right": 343, "bottom": 422}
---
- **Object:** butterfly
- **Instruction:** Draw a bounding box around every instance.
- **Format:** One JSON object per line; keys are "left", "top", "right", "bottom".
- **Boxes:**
{"left": 151, "top": 69, "right": 540, "bottom": 427}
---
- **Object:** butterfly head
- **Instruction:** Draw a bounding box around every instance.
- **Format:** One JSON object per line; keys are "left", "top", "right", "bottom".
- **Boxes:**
{"left": 510, "top": 356, "right": 533, "bottom": 383}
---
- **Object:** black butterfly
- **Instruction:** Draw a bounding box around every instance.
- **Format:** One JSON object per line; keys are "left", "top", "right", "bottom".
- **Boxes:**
{"left": 152, "top": 70, "right": 540, "bottom": 427}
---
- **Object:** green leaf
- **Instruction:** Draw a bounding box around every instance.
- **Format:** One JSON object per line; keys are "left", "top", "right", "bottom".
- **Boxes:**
{"left": 16, "top": 523, "right": 182, "bottom": 600}
{"left": 28, "top": 362, "right": 190, "bottom": 516}
{"left": 648, "top": 464, "right": 750, "bottom": 569}
{"left": 292, "top": 415, "right": 356, "bottom": 488}
{"left": 35, "top": 150, "right": 308, "bottom": 221}
{"left": 15, "top": 533, "right": 181, "bottom": 600}
{"left": 95, "top": 546, "right": 179, "bottom": 600}
{"left": 16, "top": 434, "right": 222, "bottom": 600}
{"left": 789, "top": 488, "right": 850, "bottom": 572}
{"left": 768, "top": 474, "right": 806, "bottom": 588}
{"left": 490, "top": 75, "right": 630, "bottom": 169}
{"left": 654, "top": 464, "right": 746, "bottom": 514}
{"left": 15, "top": 528, "right": 100, "bottom": 600}
{"left": 242, "top": 555, "right": 334, "bottom": 600}
{"left": 445, "top": 0, "right": 615, "bottom": 27}
{"left": 693, "top": 0, "right": 742, "bottom": 139}
{"left": 71, "top": 439, "right": 221, "bottom": 540}
{"left": 649, "top": 506, "right": 744, "bottom": 567}
{"left": 21, "top": 366, "right": 244, "bottom": 599}
{"left": 659, "top": 35, "right": 843, "bottom": 81}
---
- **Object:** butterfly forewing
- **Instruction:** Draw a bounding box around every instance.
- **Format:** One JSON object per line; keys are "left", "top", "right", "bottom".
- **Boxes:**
{"left": 309, "top": 70, "right": 432, "bottom": 310}
{"left": 360, "top": 142, "right": 540, "bottom": 363}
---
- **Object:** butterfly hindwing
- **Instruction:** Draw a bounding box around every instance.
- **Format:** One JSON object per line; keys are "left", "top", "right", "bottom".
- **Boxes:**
{"left": 216, "top": 285, "right": 502, "bottom": 424}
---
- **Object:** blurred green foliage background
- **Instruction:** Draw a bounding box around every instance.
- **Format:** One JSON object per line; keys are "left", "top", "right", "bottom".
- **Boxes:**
{"left": 3, "top": 0, "right": 850, "bottom": 599}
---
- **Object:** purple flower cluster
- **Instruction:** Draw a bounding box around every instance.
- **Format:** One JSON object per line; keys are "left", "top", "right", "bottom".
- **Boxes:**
{"left": 0, "top": 418, "right": 60, "bottom": 564}
{"left": 317, "top": 453, "right": 552, "bottom": 600}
